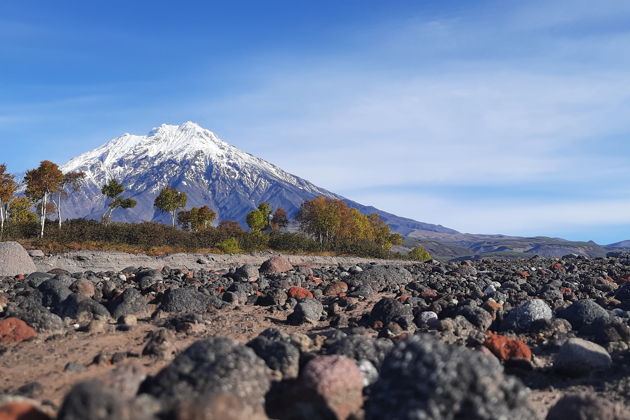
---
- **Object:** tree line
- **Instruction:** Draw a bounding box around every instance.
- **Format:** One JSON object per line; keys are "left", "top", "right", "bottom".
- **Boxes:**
{"left": 0, "top": 161, "right": 430, "bottom": 260}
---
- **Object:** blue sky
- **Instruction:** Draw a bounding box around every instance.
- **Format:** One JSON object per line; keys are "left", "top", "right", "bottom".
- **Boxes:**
{"left": 2, "top": 0, "right": 630, "bottom": 243}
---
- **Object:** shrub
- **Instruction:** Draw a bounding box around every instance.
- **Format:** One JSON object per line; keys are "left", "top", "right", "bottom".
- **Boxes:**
{"left": 216, "top": 237, "right": 241, "bottom": 254}
{"left": 408, "top": 245, "right": 431, "bottom": 261}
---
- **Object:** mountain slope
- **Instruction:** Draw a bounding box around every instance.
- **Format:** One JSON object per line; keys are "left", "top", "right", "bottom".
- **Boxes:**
{"left": 60, "top": 122, "right": 456, "bottom": 235}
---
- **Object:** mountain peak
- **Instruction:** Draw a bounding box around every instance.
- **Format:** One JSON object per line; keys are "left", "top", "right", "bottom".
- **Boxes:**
{"left": 148, "top": 121, "right": 206, "bottom": 137}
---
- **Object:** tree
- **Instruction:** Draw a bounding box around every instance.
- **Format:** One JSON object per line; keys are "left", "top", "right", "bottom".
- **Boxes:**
{"left": 24, "top": 160, "right": 63, "bottom": 238}
{"left": 178, "top": 206, "right": 216, "bottom": 231}
{"left": 0, "top": 164, "right": 17, "bottom": 238}
{"left": 246, "top": 202, "right": 272, "bottom": 232}
{"left": 217, "top": 220, "right": 244, "bottom": 234}
{"left": 101, "top": 180, "right": 137, "bottom": 224}
{"left": 154, "top": 186, "right": 188, "bottom": 227}
{"left": 408, "top": 246, "right": 431, "bottom": 261}
{"left": 270, "top": 207, "right": 289, "bottom": 231}
{"left": 55, "top": 171, "right": 85, "bottom": 228}
{"left": 8, "top": 197, "right": 37, "bottom": 223}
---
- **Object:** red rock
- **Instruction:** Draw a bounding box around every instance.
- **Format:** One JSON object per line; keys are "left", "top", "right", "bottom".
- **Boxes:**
{"left": 482, "top": 300, "right": 504, "bottom": 320}
{"left": 323, "top": 282, "right": 348, "bottom": 296}
{"left": 560, "top": 287, "right": 572, "bottom": 296}
{"left": 0, "top": 318, "right": 36, "bottom": 343}
{"left": 14, "top": 274, "right": 25, "bottom": 280}
{"left": 299, "top": 355, "right": 364, "bottom": 420}
{"left": 288, "top": 286, "right": 313, "bottom": 299}
{"left": 483, "top": 332, "right": 532, "bottom": 361}
{"left": 421, "top": 289, "right": 438, "bottom": 298}
{"left": 0, "top": 402, "right": 51, "bottom": 420}
{"left": 398, "top": 295, "right": 409, "bottom": 303}
{"left": 515, "top": 270, "right": 530, "bottom": 278}
{"left": 260, "top": 256, "right": 293, "bottom": 273}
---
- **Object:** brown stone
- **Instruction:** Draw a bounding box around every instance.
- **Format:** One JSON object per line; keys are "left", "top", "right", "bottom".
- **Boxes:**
{"left": 299, "top": 355, "right": 364, "bottom": 420}
{"left": 260, "top": 256, "right": 293, "bottom": 273}
{"left": 323, "top": 282, "right": 348, "bottom": 297}
{"left": 0, "top": 318, "right": 36, "bottom": 343}
{"left": 70, "top": 278, "right": 96, "bottom": 298}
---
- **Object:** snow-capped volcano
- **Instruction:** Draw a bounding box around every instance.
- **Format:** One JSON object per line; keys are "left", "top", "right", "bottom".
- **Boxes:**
{"left": 60, "top": 122, "right": 457, "bottom": 235}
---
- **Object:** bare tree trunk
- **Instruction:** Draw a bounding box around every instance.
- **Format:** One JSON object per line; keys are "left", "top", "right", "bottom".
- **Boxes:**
{"left": 40, "top": 192, "right": 47, "bottom": 238}
{"left": 171, "top": 211, "right": 176, "bottom": 227}
{"left": 0, "top": 200, "right": 5, "bottom": 239}
{"left": 57, "top": 191, "right": 62, "bottom": 228}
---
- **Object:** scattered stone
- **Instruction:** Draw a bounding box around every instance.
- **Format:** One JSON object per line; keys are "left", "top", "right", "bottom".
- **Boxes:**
{"left": 160, "top": 287, "right": 222, "bottom": 313}
{"left": 370, "top": 297, "right": 413, "bottom": 330}
{"left": 142, "top": 329, "right": 176, "bottom": 360}
{"left": 287, "top": 286, "right": 313, "bottom": 300}
{"left": 139, "top": 337, "right": 272, "bottom": 407}
{"left": 247, "top": 328, "right": 300, "bottom": 379}
{"left": 0, "top": 317, "right": 36, "bottom": 343}
{"left": 259, "top": 256, "right": 293, "bottom": 274}
{"left": 108, "top": 288, "right": 148, "bottom": 319}
{"left": 287, "top": 299, "right": 323, "bottom": 325}
{"left": 298, "top": 355, "right": 364, "bottom": 420}
{"left": 366, "top": 335, "right": 534, "bottom": 419}
{"left": 554, "top": 338, "right": 612, "bottom": 376}
{"left": 502, "top": 299, "right": 552, "bottom": 331}
{"left": 234, "top": 264, "right": 260, "bottom": 281}
{"left": 484, "top": 332, "right": 532, "bottom": 361}
{"left": 559, "top": 299, "right": 610, "bottom": 334}
{"left": 0, "top": 241, "right": 37, "bottom": 276}
{"left": 0, "top": 399, "right": 51, "bottom": 420}
{"left": 64, "top": 362, "right": 86, "bottom": 373}
{"left": 546, "top": 393, "right": 630, "bottom": 420}
{"left": 323, "top": 281, "right": 349, "bottom": 296}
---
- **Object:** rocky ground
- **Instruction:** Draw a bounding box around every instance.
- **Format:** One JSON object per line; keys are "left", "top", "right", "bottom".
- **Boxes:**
{"left": 1, "top": 242, "right": 630, "bottom": 419}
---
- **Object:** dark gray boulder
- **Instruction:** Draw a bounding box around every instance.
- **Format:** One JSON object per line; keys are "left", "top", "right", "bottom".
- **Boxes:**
{"left": 287, "top": 299, "right": 323, "bottom": 325}
{"left": 159, "top": 287, "right": 222, "bottom": 312}
{"left": 559, "top": 299, "right": 610, "bottom": 334}
{"left": 366, "top": 335, "right": 534, "bottom": 420}
{"left": 108, "top": 288, "right": 148, "bottom": 319}
{"left": 139, "top": 337, "right": 271, "bottom": 406}
{"left": 247, "top": 328, "right": 300, "bottom": 379}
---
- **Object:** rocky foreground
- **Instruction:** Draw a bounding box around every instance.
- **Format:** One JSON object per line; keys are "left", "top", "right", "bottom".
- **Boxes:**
{"left": 1, "top": 242, "right": 630, "bottom": 419}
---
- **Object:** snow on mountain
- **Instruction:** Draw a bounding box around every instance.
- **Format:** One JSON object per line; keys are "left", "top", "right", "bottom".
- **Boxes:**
{"left": 59, "top": 121, "right": 457, "bottom": 235}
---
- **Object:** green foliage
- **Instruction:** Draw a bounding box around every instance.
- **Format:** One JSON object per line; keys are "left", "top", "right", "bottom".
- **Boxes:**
{"left": 268, "top": 232, "right": 322, "bottom": 252}
{"left": 178, "top": 206, "right": 217, "bottom": 231}
{"left": 216, "top": 237, "right": 241, "bottom": 254}
{"left": 154, "top": 186, "right": 188, "bottom": 226}
{"left": 246, "top": 202, "right": 272, "bottom": 232}
{"left": 101, "top": 180, "right": 136, "bottom": 224}
{"left": 246, "top": 209, "right": 267, "bottom": 231}
{"left": 408, "top": 245, "right": 431, "bottom": 261}
{"left": 8, "top": 197, "right": 37, "bottom": 223}
{"left": 101, "top": 179, "right": 125, "bottom": 199}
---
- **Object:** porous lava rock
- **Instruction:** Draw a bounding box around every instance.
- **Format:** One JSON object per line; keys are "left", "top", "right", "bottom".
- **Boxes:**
{"left": 484, "top": 332, "right": 532, "bottom": 361}
{"left": 139, "top": 337, "right": 271, "bottom": 407}
{"left": 366, "top": 335, "right": 534, "bottom": 419}
{"left": 0, "top": 317, "right": 36, "bottom": 343}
